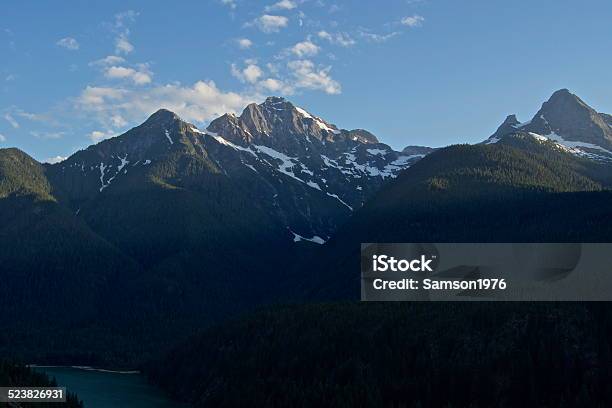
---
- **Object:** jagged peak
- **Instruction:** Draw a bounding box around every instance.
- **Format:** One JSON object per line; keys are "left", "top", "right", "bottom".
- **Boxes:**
{"left": 483, "top": 89, "right": 612, "bottom": 152}
{"left": 502, "top": 114, "right": 520, "bottom": 126}
{"left": 540, "top": 89, "right": 592, "bottom": 116}
{"left": 263, "top": 96, "right": 289, "bottom": 106}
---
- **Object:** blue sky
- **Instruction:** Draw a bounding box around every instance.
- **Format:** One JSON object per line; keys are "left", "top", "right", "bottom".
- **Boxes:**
{"left": 1, "top": 0, "right": 612, "bottom": 162}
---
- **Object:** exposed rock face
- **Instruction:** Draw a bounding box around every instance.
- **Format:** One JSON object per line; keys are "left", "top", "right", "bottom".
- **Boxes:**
{"left": 484, "top": 89, "right": 612, "bottom": 160}
{"left": 46, "top": 97, "right": 430, "bottom": 241}
{"left": 488, "top": 115, "right": 522, "bottom": 143}
{"left": 525, "top": 89, "right": 612, "bottom": 148}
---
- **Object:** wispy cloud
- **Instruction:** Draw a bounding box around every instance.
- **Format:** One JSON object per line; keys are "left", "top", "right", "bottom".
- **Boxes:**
{"left": 111, "top": 11, "right": 138, "bottom": 55}
{"left": 30, "top": 130, "right": 65, "bottom": 140}
{"left": 317, "top": 31, "right": 355, "bottom": 47}
{"left": 360, "top": 31, "right": 400, "bottom": 43}
{"left": 56, "top": 37, "right": 80, "bottom": 50}
{"left": 220, "top": 0, "right": 237, "bottom": 9}
{"left": 4, "top": 113, "right": 19, "bottom": 128}
{"left": 0, "top": 133, "right": 6, "bottom": 142}
{"left": 401, "top": 15, "right": 425, "bottom": 27}
{"left": 115, "top": 34, "right": 134, "bottom": 54}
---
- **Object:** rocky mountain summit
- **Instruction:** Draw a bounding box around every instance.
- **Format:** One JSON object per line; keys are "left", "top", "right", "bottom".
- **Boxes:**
{"left": 45, "top": 97, "right": 426, "bottom": 243}
{"left": 485, "top": 89, "right": 612, "bottom": 160}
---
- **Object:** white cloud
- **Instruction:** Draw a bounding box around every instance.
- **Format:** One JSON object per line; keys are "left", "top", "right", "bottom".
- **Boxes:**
{"left": 265, "top": 0, "right": 297, "bottom": 11}
{"left": 56, "top": 37, "right": 79, "bottom": 50}
{"left": 76, "top": 80, "right": 255, "bottom": 129}
{"left": 4, "top": 113, "right": 19, "bottom": 128}
{"left": 105, "top": 66, "right": 135, "bottom": 79}
{"left": 0, "top": 133, "right": 6, "bottom": 142}
{"left": 90, "top": 55, "right": 126, "bottom": 66}
{"left": 287, "top": 59, "right": 341, "bottom": 94}
{"left": 236, "top": 38, "right": 253, "bottom": 49}
{"left": 258, "top": 78, "right": 293, "bottom": 95}
{"left": 115, "top": 34, "right": 134, "bottom": 54}
{"left": 231, "top": 63, "right": 263, "bottom": 84}
{"left": 291, "top": 40, "right": 320, "bottom": 57}
{"left": 401, "top": 15, "right": 425, "bottom": 27}
{"left": 243, "top": 65, "right": 263, "bottom": 83}
{"left": 45, "top": 156, "right": 68, "bottom": 164}
{"left": 259, "top": 78, "right": 283, "bottom": 92}
{"left": 317, "top": 31, "right": 355, "bottom": 47}
{"left": 5, "top": 74, "right": 16, "bottom": 81}
{"left": 104, "top": 65, "right": 152, "bottom": 85}
{"left": 89, "top": 130, "right": 115, "bottom": 142}
{"left": 317, "top": 31, "right": 332, "bottom": 41}
{"left": 251, "top": 15, "right": 289, "bottom": 33}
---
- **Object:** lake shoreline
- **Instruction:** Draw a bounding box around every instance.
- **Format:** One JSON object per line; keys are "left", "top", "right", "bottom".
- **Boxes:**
{"left": 29, "top": 364, "right": 140, "bottom": 374}
{"left": 32, "top": 366, "right": 186, "bottom": 407}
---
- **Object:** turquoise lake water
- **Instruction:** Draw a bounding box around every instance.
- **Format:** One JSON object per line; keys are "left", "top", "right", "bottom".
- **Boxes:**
{"left": 35, "top": 367, "right": 187, "bottom": 408}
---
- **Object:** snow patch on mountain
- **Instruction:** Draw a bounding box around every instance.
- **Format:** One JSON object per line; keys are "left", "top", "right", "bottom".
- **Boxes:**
{"left": 295, "top": 106, "right": 341, "bottom": 134}
{"left": 253, "top": 144, "right": 306, "bottom": 183}
{"left": 290, "top": 230, "right": 326, "bottom": 244}
{"left": 164, "top": 129, "right": 173, "bottom": 145}
{"left": 306, "top": 181, "right": 321, "bottom": 190}
{"left": 515, "top": 119, "right": 531, "bottom": 128}
{"left": 204, "top": 129, "right": 256, "bottom": 155}
{"left": 526, "top": 131, "right": 612, "bottom": 160}
{"left": 326, "top": 192, "right": 353, "bottom": 210}
{"left": 99, "top": 163, "right": 108, "bottom": 192}
{"left": 366, "top": 148, "right": 388, "bottom": 156}
{"left": 98, "top": 155, "right": 131, "bottom": 192}
{"left": 382, "top": 154, "right": 424, "bottom": 174}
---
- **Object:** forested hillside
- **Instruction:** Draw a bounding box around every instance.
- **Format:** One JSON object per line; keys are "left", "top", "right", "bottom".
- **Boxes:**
{"left": 290, "top": 140, "right": 612, "bottom": 300}
{"left": 148, "top": 302, "right": 612, "bottom": 408}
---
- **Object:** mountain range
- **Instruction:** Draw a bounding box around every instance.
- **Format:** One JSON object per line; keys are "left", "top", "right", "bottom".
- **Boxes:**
{"left": 2, "top": 88, "right": 612, "bottom": 367}
{"left": 0, "top": 96, "right": 429, "bottom": 365}
{"left": 47, "top": 97, "right": 428, "bottom": 243}
{"left": 144, "top": 90, "right": 612, "bottom": 407}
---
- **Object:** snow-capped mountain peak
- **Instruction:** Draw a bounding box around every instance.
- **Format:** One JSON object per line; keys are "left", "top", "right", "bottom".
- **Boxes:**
{"left": 47, "top": 98, "right": 430, "bottom": 243}
{"left": 484, "top": 89, "right": 612, "bottom": 160}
